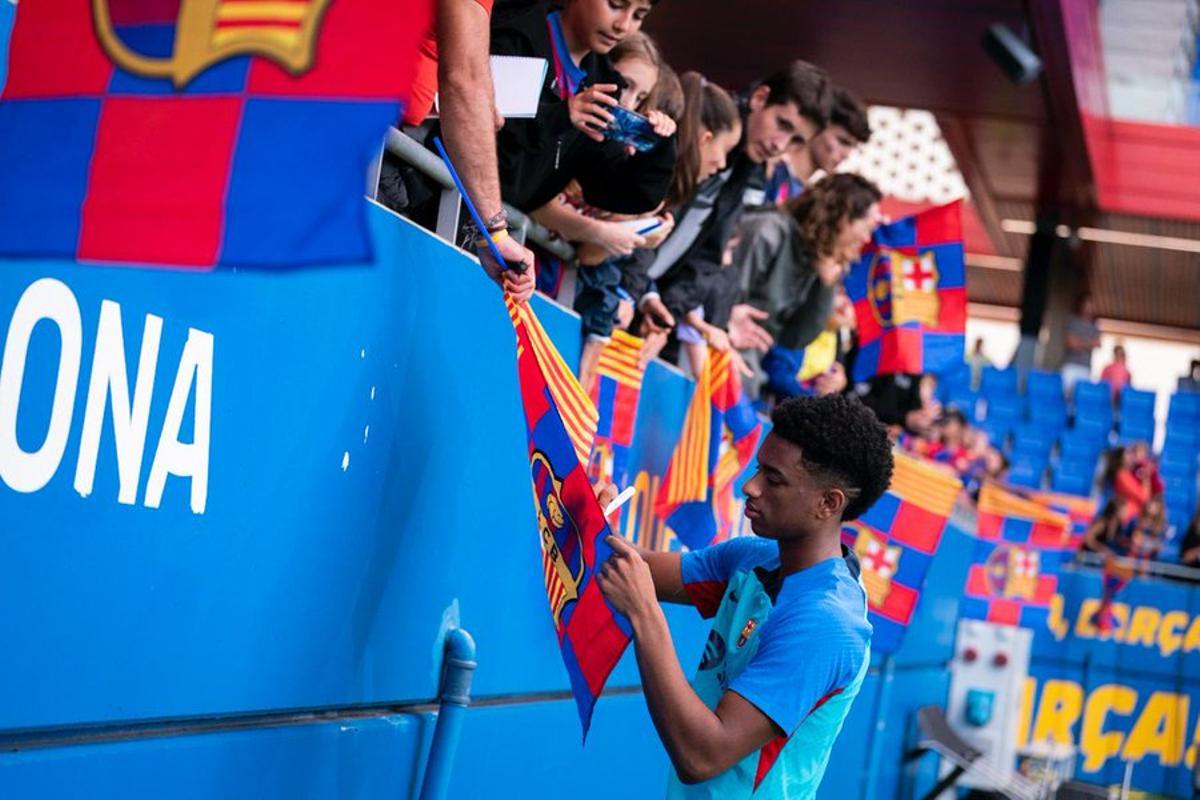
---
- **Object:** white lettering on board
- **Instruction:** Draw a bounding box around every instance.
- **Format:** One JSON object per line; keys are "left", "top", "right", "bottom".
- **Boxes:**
{"left": 0, "top": 278, "right": 83, "bottom": 493}
{"left": 144, "top": 327, "right": 212, "bottom": 515}
{"left": 73, "top": 300, "right": 163, "bottom": 505}
{"left": 0, "top": 278, "right": 213, "bottom": 513}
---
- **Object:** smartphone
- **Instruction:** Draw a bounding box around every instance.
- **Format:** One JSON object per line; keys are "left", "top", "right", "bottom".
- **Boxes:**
{"left": 605, "top": 105, "right": 663, "bottom": 153}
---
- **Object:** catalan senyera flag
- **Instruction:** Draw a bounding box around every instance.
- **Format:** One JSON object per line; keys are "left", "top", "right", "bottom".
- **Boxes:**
{"left": 588, "top": 329, "right": 645, "bottom": 490}
{"left": 0, "top": 0, "right": 431, "bottom": 268}
{"left": 655, "top": 349, "right": 762, "bottom": 550}
{"left": 507, "top": 298, "right": 631, "bottom": 738}
{"left": 845, "top": 201, "right": 966, "bottom": 381}
{"left": 961, "top": 483, "right": 1071, "bottom": 629}
{"left": 840, "top": 451, "right": 961, "bottom": 653}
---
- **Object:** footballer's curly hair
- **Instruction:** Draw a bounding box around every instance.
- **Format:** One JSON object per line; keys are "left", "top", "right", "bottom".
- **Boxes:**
{"left": 770, "top": 394, "right": 893, "bottom": 521}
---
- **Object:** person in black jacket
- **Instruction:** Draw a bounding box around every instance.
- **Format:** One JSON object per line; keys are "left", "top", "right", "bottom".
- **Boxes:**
{"left": 642, "top": 61, "right": 833, "bottom": 363}
{"left": 490, "top": 0, "right": 675, "bottom": 217}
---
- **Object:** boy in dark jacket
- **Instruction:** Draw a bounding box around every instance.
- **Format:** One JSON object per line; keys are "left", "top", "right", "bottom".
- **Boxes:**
{"left": 490, "top": 0, "right": 675, "bottom": 216}
{"left": 643, "top": 61, "right": 833, "bottom": 354}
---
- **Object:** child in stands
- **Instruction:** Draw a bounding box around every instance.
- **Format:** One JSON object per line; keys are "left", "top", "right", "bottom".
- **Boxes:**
{"left": 490, "top": 0, "right": 675, "bottom": 218}
{"left": 578, "top": 71, "right": 742, "bottom": 384}
{"left": 762, "top": 86, "right": 871, "bottom": 204}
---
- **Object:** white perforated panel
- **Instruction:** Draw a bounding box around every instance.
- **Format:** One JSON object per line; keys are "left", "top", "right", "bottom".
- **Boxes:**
{"left": 838, "top": 106, "right": 969, "bottom": 205}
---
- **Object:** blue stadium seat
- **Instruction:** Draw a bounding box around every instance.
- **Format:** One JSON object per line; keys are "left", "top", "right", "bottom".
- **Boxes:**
{"left": 1120, "top": 386, "right": 1156, "bottom": 417}
{"left": 945, "top": 387, "right": 982, "bottom": 423}
{"left": 1164, "top": 473, "right": 1198, "bottom": 503}
{"left": 1071, "top": 417, "right": 1112, "bottom": 450}
{"left": 1170, "top": 391, "right": 1200, "bottom": 418}
{"left": 1009, "top": 456, "right": 1047, "bottom": 489}
{"left": 982, "top": 366, "right": 1019, "bottom": 399}
{"left": 1012, "top": 423, "right": 1056, "bottom": 459}
{"left": 937, "top": 364, "right": 972, "bottom": 397}
{"left": 1059, "top": 429, "right": 1105, "bottom": 463}
{"left": 1117, "top": 419, "right": 1155, "bottom": 447}
{"left": 1026, "top": 370, "right": 1065, "bottom": 402}
{"left": 1034, "top": 401, "right": 1069, "bottom": 430}
{"left": 985, "top": 393, "right": 1024, "bottom": 426}
{"left": 979, "top": 420, "right": 1012, "bottom": 452}
{"left": 1074, "top": 381, "right": 1112, "bottom": 415}
{"left": 1051, "top": 465, "right": 1093, "bottom": 497}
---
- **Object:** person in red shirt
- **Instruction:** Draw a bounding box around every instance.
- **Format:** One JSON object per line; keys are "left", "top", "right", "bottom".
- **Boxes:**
{"left": 406, "top": 0, "right": 535, "bottom": 300}
{"left": 1099, "top": 344, "right": 1131, "bottom": 401}
{"left": 1107, "top": 444, "right": 1163, "bottom": 522}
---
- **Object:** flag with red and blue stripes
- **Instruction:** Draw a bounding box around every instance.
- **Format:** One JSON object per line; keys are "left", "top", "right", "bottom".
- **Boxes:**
{"left": 656, "top": 349, "right": 762, "bottom": 550}
{"left": 588, "top": 329, "right": 645, "bottom": 490}
{"left": 508, "top": 297, "right": 631, "bottom": 738}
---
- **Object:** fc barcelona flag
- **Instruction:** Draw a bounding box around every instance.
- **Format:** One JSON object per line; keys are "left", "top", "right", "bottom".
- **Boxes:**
{"left": 0, "top": 0, "right": 431, "bottom": 268}
{"left": 961, "top": 483, "right": 1071, "bottom": 629}
{"left": 507, "top": 298, "right": 632, "bottom": 737}
{"left": 1026, "top": 489, "right": 1096, "bottom": 551}
{"left": 656, "top": 349, "right": 762, "bottom": 550}
{"left": 845, "top": 201, "right": 966, "bottom": 381}
{"left": 588, "top": 329, "right": 645, "bottom": 490}
{"left": 840, "top": 451, "right": 961, "bottom": 653}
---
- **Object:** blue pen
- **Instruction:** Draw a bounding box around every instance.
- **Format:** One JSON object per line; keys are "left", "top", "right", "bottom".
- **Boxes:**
{"left": 636, "top": 220, "right": 663, "bottom": 236}
{"left": 432, "top": 136, "right": 527, "bottom": 273}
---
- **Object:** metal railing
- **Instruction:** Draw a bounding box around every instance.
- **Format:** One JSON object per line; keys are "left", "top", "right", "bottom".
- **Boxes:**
{"left": 381, "top": 128, "right": 577, "bottom": 263}
{"left": 1071, "top": 549, "right": 1200, "bottom": 583}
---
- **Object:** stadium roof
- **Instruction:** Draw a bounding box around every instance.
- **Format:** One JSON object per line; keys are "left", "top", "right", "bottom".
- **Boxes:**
{"left": 647, "top": 0, "right": 1200, "bottom": 335}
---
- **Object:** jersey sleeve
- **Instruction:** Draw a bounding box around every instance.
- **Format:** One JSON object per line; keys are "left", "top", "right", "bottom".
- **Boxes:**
{"left": 730, "top": 605, "right": 858, "bottom": 734}
{"left": 679, "top": 538, "right": 760, "bottom": 618}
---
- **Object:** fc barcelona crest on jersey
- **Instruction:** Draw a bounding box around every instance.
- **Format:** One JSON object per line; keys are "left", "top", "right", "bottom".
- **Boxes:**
{"left": 93, "top": 0, "right": 333, "bottom": 88}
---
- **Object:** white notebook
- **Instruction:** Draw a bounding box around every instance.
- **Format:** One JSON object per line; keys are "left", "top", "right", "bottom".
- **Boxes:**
{"left": 430, "top": 56, "right": 547, "bottom": 120}
{"left": 490, "top": 56, "right": 548, "bottom": 119}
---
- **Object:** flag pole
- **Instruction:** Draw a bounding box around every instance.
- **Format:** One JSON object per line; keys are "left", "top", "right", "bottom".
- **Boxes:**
{"left": 432, "top": 136, "right": 527, "bottom": 273}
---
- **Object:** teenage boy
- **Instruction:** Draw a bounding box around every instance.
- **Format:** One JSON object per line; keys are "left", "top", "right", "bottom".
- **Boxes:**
{"left": 490, "top": 0, "right": 675, "bottom": 216}
{"left": 597, "top": 393, "right": 892, "bottom": 798}
{"left": 763, "top": 86, "right": 872, "bottom": 203}
{"left": 642, "top": 61, "right": 833, "bottom": 340}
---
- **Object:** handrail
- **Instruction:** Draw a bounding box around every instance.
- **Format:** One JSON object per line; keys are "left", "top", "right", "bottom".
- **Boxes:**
{"left": 1070, "top": 550, "right": 1200, "bottom": 582}
{"left": 382, "top": 128, "right": 578, "bottom": 262}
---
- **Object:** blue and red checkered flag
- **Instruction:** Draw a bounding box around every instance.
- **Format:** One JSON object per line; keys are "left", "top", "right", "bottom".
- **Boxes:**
{"left": 840, "top": 451, "right": 961, "bottom": 653}
{"left": 507, "top": 298, "right": 632, "bottom": 738}
{"left": 845, "top": 201, "right": 966, "bottom": 381}
{"left": 961, "top": 483, "right": 1071, "bottom": 629}
{"left": 656, "top": 349, "right": 762, "bottom": 549}
{"left": 587, "top": 329, "right": 645, "bottom": 490}
{"left": 0, "top": 0, "right": 431, "bottom": 268}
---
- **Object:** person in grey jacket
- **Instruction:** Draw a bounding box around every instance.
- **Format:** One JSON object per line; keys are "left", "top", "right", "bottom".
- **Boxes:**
{"left": 730, "top": 173, "right": 882, "bottom": 396}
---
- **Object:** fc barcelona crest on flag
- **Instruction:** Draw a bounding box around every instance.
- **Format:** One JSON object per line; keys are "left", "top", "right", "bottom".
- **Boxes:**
{"left": 846, "top": 201, "right": 967, "bottom": 381}
{"left": 867, "top": 249, "right": 941, "bottom": 328}
{"left": 847, "top": 521, "right": 902, "bottom": 610}
{"left": 531, "top": 451, "right": 585, "bottom": 628}
{"left": 983, "top": 543, "right": 1041, "bottom": 601}
{"left": 840, "top": 451, "right": 961, "bottom": 654}
{"left": 93, "top": 0, "right": 333, "bottom": 89}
